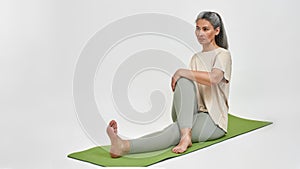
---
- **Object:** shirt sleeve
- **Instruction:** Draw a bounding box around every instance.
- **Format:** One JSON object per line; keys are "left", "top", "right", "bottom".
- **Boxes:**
{"left": 189, "top": 54, "right": 200, "bottom": 71}
{"left": 213, "top": 50, "right": 232, "bottom": 82}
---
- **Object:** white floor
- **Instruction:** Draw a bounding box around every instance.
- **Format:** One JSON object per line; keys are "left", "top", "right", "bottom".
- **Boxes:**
{"left": 1, "top": 1, "right": 300, "bottom": 169}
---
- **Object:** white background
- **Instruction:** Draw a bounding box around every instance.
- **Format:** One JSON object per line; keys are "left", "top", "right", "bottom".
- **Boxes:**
{"left": 1, "top": 0, "right": 300, "bottom": 169}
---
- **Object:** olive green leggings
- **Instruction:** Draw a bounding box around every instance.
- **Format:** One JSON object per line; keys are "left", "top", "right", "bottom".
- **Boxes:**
{"left": 129, "top": 78, "right": 225, "bottom": 154}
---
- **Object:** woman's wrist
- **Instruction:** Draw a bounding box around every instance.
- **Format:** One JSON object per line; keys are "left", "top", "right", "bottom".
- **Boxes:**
{"left": 179, "top": 69, "right": 190, "bottom": 79}
{"left": 178, "top": 69, "right": 186, "bottom": 76}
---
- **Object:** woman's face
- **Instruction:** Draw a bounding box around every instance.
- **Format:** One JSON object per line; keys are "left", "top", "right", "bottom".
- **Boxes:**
{"left": 195, "top": 19, "right": 220, "bottom": 46}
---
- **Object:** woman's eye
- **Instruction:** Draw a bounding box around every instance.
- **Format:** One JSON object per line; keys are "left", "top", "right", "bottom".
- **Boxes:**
{"left": 203, "top": 27, "right": 208, "bottom": 31}
{"left": 195, "top": 27, "right": 209, "bottom": 32}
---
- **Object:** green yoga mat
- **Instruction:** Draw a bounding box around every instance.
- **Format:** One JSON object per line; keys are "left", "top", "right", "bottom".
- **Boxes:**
{"left": 68, "top": 114, "right": 272, "bottom": 167}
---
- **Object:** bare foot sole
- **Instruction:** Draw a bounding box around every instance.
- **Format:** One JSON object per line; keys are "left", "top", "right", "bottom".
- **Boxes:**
{"left": 172, "top": 136, "right": 192, "bottom": 154}
{"left": 106, "top": 120, "right": 129, "bottom": 158}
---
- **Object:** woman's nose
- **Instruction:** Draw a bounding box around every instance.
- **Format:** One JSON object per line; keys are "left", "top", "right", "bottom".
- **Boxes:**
{"left": 196, "top": 30, "right": 204, "bottom": 37}
{"left": 199, "top": 30, "right": 205, "bottom": 36}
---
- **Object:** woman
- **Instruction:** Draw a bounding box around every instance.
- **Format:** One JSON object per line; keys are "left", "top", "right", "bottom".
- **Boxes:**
{"left": 106, "top": 11, "right": 232, "bottom": 158}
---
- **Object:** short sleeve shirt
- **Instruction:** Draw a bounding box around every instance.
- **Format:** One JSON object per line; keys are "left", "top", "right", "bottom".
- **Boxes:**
{"left": 189, "top": 48, "right": 232, "bottom": 132}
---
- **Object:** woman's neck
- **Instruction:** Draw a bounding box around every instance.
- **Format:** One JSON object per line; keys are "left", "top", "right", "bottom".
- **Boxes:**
{"left": 202, "top": 42, "right": 219, "bottom": 52}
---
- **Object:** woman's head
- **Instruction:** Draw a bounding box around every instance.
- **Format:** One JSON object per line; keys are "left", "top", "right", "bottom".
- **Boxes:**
{"left": 195, "top": 11, "right": 228, "bottom": 49}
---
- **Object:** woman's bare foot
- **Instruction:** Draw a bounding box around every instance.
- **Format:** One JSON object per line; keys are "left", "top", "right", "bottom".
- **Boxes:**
{"left": 172, "top": 128, "right": 192, "bottom": 154}
{"left": 106, "top": 120, "right": 130, "bottom": 158}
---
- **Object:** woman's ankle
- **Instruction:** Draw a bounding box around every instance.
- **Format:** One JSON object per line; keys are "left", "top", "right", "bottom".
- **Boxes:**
{"left": 180, "top": 128, "right": 192, "bottom": 138}
{"left": 122, "top": 140, "right": 130, "bottom": 154}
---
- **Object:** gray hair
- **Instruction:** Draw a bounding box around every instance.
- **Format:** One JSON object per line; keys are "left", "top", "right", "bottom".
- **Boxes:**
{"left": 196, "top": 11, "right": 229, "bottom": 49}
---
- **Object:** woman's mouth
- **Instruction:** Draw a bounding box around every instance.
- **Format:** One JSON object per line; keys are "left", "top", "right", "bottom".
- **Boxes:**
{"left": 198, "top": 38, "right": 206, "bottom": 42}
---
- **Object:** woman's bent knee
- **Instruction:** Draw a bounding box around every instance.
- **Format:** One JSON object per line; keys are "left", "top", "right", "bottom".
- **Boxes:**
{"left": 176, "top": 78, "right": 195, "bottom": 90}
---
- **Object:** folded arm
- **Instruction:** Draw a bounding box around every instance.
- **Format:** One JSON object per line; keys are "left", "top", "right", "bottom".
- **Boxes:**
{"left": 171, "top": 68, "right": 224, "bottom": 91}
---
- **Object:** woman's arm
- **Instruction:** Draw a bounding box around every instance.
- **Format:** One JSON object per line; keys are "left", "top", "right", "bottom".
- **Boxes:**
{"left": 171, "top": 68, "right": 224, "bottom": 91}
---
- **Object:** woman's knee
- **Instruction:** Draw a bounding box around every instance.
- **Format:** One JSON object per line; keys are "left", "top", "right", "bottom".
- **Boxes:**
{"left": 164, "top": 122, "right": 181, "bottom": 145}
{"left": 176, "top": 78, "right": 195, "bottom": 89}
{"left": 208, "top": 127, "right": 225, "bottom": 140}
{"left": 191, "top": 113, "right": 225, "bottom": 142}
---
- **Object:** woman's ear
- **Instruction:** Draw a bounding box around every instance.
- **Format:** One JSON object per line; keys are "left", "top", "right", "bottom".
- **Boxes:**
{"left": 215, "top": 27, "right": 220, "bottom": 36}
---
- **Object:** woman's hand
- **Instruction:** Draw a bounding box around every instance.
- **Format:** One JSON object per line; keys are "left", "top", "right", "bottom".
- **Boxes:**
{"left": 171, "top": 69, "right": 183, "bottom": 91}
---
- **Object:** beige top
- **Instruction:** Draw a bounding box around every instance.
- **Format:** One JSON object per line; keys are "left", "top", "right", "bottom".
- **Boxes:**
{"left": 189, "top": 48, "right": 232, "bottom": 132}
